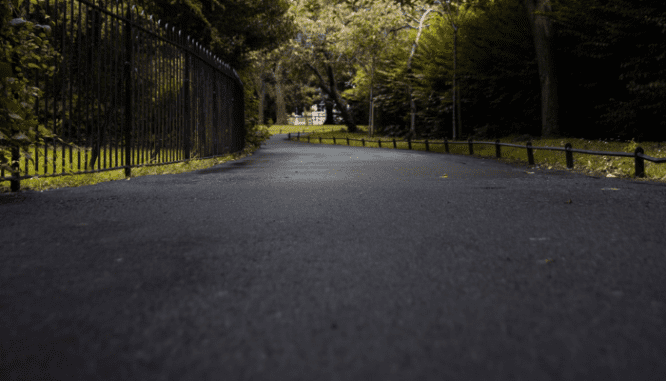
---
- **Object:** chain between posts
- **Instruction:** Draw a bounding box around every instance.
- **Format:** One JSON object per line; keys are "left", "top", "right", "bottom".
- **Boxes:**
{"left": 282, "top": 134, "right": 651, "bottom": 178}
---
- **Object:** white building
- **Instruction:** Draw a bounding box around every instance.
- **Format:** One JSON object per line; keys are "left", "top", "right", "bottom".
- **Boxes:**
{"left": 289, "top": 104, "right": 326, "bottom": 126}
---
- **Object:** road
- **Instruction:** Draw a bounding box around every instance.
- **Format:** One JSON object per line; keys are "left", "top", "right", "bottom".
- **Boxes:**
{"left": 2, "top": 134, "right": 666, "bottom": 380}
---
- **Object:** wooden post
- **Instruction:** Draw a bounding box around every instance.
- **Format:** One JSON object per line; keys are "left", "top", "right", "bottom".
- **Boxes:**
{"left": 565, "top": 143, "right": 573, "bottom": 169}
{"left": 635, "top": 147, "right": 645, "bottom": 177}
{"left": 527, "top": 142, "right": 535, "bottom": 165}
{"left": 10, "top": 147, "right": 19, "bottom": 192}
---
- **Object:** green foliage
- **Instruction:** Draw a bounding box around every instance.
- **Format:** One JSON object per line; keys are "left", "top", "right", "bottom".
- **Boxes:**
{"left": 0, "top": 0, "right": 59, "bottom": 172}
{"left": 406, "top": 0, "right": 539, "bottom": 138}
{"left": 133, "top": 0, "right": 296, "bottom": 71}
{"left": 244, "top": 122, "right": 271, "bottom": 148}
{"left": 549, "top": 0, "right": 666, "bottom": 141}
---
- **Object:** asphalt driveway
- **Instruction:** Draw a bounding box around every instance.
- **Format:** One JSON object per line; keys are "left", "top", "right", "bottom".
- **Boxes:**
{"left": 1, "top": 134, "right": 666, "bottom": 380}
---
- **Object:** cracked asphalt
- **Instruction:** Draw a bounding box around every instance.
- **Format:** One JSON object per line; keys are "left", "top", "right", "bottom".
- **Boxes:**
{"left": 1, "top": 134, "right": 666, "bottom": 380}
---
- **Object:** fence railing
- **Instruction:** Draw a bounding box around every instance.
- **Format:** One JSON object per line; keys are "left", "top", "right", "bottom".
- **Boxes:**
{"left": 287, "top": 133, "right": 666, "bottom": 178}
{"left": 1, "top": 0, "right": 245, "bottom": 192}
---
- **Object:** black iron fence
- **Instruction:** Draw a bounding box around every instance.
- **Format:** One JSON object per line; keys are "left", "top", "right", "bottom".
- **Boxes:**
{"left": 287, "top": 133, "right": 666, "bottom": 178}
{"left": 1, "top": 0, "right": 245, "bottom": 191}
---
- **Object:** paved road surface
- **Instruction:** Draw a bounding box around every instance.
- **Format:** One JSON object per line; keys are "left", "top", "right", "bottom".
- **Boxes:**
{"left": 2, "top": 134, "right": 666, "bottom": 380}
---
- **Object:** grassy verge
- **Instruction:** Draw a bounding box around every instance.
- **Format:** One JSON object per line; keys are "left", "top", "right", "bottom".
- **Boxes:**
{"left": 293, "top": 126, "right": 666, "bottom": 183}
{"left": 0, "top": 144, "right": 262, "bottom": 193}
{"left": 5, "top": 123, "right": 663, "bottom": 192}
{"left": 0, "top": 124, "right": 340, "bottom": 193}
{"left": 266, "top": 124, "right": 344, "bottom": 136}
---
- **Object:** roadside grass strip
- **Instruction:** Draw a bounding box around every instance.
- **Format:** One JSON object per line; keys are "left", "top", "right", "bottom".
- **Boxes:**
{"left": 293, "top": 127, "right": 666, "bottom": 182}
{"left": 1, "top": 145, "right": 261, "bottom": 193}
{"left": 4, "top": 123, "right": 664, "bottom": 192}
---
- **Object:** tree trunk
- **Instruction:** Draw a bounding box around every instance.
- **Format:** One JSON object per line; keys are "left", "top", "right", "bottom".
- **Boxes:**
{"left": 326, "top": 64, "right": 357, "bottom": 132}
{"left": 524, "top": 0, "right": 559, "bottom": 137}
{"left": 306, "top": 62, "right": 357, "bottom": 132}
{"left": 323, "top": 96, "right": 335, "bottom": 125}
{"left": 369, "top": 55, "right": 375, "bottom": 137}
{"left": 258, "top": 82, "right": 265, "bottom": 125}
{"left": 452, "top": 26, "right": 458, "bottom": 140}
{"left": 274, "top": 77, "right": 288, "bottom": 125}
{"left": 410, "top": 86, "right": 416, "bottom": 136}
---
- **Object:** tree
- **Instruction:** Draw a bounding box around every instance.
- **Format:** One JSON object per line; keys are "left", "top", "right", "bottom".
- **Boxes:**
{"left": 336, "top": 0, "right": 407, "bottom": 136}
{"left": 133, "top": 0, "right": 296, "bottom": 71}
{"left": 1, "top": 0, "right": 58, "bottom": 186}
{"left": 548, "top": 0, "right": 666, "bottom": 141}
{"left": 523, "top": 0, "right": 559, "bottom": 137}
{"left": 284, "top": 0, "right": 367, "bottom": 132}
{"left": 403, "top": 3, "right": 437, "bottom": 137}
{"left": 431, "top": 0, "right": 480, "bottom": 139}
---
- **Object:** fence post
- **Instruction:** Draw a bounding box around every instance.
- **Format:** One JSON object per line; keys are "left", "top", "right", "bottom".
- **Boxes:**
{"left": 495, "top": 140, "right": 501, "bottom": 158}
{"left": 635, "top": 147, "right": 645, "bottom": 178}
{"left": 183, "top": 51, "right": 191, "bottom": 160}
{"left": 297, "top": 132, "right": 300, "bottom": 140}
{"left": 288, "top": 132, "right": 291, "bottom": 140}
{"left": 10, "top": 147, "right": 19, "bottom": 192}
{"left": 444, "top": 139, "right": 449, "bottom": 153}
{"left": 408, "top": 137, "right": 412, "bottom": 150}
{"left": 333, "top": 137, "right": 336, "bottom": 145}
{"left": 565, "top": 143, "right": 573, "bottom": 169}
{"left": 425, "top": 139, "right": 429, "bottom": 151}
{"left": 526, "top": 142, "right": 534, "bottom": 165}
{"left": 346, "top": 137, "right": 349, "bottom": 145}
{"left": 319, "top": 137, "right": 322, "bottom": 144}
{"left": 362, "top": 138, "right": 365, "bottom": 147}
{"left": 393, "top": 138, "right": 397, "bottom": 149}
{"left": 468, "top": 139, "right": 473, "bottom": 155}
{"left": 307, "top": 136, "right": 310, "bottom": 143}
{"left": 123, "top": 6, "right": 134, "bottom": 177}
{"left": 378, "top": 140, "right": 381, "bottom": 148}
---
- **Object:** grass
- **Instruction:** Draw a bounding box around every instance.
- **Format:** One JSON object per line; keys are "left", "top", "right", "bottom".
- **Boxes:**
{"left": 0, "top": 144, "right": 261, "bottom": 193}
{"left": 289, "top": 125, "right": 666, "bottom": 183}
{"left": 4, "top": 123, "right": 665, "bottom": 192}
{"left": 0, "top": 123, "right": 339, "bottom": 193}
{"left": 266, "top": 124, "right": 341, "bottom": 135}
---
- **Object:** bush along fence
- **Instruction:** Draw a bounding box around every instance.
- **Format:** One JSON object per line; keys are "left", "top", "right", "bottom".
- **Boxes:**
{"left": 287, "top": 133, "right": 666, "bottom": 178}
{"left": 1, "top": 0, "right": 245, "bottom": 192}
